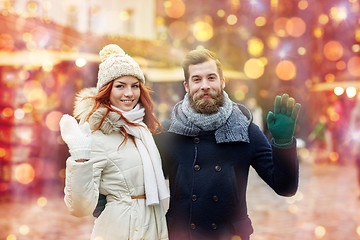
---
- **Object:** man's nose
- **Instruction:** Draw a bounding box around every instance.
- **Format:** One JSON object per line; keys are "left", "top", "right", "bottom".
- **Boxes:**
{"left": 200, "top": 80, "right": 210, "bottom": 90}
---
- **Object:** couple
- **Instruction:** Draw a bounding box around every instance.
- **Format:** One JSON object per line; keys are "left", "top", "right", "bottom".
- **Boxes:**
{"left": 60, "top": 44, "right": 301, "bottom": 240}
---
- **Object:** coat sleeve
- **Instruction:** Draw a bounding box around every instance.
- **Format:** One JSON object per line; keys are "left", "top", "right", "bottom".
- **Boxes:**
{"left": 249, "top": 123, "right": 299, "bottom": 197}
{"left": 64, "top": 144, "right": 108, "bottom": 217}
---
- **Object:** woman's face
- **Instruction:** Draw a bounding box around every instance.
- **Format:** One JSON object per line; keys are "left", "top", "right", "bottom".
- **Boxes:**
{"left": 110, "top": 76, "right": 140, "bottom": 111}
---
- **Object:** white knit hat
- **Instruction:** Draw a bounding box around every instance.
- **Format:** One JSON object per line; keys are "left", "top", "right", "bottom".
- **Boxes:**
{"left": 97, "top": 44, "right": 145, "bottom": 90}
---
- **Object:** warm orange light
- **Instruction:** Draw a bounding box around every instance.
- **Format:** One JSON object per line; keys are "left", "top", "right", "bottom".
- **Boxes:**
{"left": 227, "top": 14, "right": 238, "bottom": 25}
{"left": 324, "top": 73, "right": 335, "bottom": 82}
{"left": 276, "top": 60, "right": 296, "bottom": 80}
{"left": 193, "top": 21, "right": 213, "bottom": 42}
{"left": 0, "top": 148, "right": 6, "bottom": 158}
{"left": 348, "top": 56, "right": 360, "bottom": 77}
{"left": 37, "top": 197, "right": 48, "bottom": 207}
{"left": 286, "top": 17, "right": 306, "bottom": 37}
{"left": 255, "top": 16, "right": 266, "bottom": 27}
{"left": 314, "top": 225, "right": 326, "bottom": 238}
{"left": 298, "top": 0, "right": 308, "bottom": 10}
{"left": 318, "top": 14, "right": 329, "bottom": 25}
{"left": 323, "top": 41, "right": 343, "bottom": 61}
{"left": 274, "top": 17, "right": 288, "bottom": 37}
{"left": 14, "top": 163, "right": 35, "bottom": 185}
{"left": 335, "top": 60, "right": 346, "bottom": 70}
{"left": 244, "top": 58, "right": 265, "bottom": 79}
{"left": 2, "top": 107, "right": 13, "bottom": 118}
{"left": 313, "top": 27, "right": 324, "bottom": 38}
{"left": 164, "top": 0, "right": 185, "bottom": 19}
{"left": 248, "top": 37, "right": 264, "bottom": 57}
{"left": 329, "top": 152, "right": 339, "bottom": 162}
{"left": 45, "top": 111, "right": 63, "bottom": 132}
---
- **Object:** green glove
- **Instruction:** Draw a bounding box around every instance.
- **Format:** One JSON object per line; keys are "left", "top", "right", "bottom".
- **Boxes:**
{"left": 266, "top": 93, "right": 301, "bottom": 146}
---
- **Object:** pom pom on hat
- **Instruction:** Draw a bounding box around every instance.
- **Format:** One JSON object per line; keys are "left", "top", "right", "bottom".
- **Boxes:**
{"left": 99, "top": 44, "right": 125, "bottom": 63}
{"left": 97, "top": 44, "right": 145, "bottom": 90}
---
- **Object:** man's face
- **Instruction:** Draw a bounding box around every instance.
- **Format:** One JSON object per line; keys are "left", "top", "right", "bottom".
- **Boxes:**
{"left": 184, "top": 60, "right": 226, "bottom": 114}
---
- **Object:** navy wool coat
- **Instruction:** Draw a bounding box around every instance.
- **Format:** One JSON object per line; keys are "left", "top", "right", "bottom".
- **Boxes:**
{"left": 154, "top": 110, "right": 299, "bottom": 240}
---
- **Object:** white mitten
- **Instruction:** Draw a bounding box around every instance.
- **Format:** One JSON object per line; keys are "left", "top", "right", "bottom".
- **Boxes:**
{"left": 60, "top": 114, "right": 92, "bottom": 160}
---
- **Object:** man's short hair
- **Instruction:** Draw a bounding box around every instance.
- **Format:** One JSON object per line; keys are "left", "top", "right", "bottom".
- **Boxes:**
{"left": 182, "top": 49, "right": 223, "bottom": 83}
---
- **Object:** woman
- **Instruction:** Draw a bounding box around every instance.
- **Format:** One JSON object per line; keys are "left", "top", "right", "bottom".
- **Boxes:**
{"left": 60, "top": 44, "right": 169, "bottom": 240}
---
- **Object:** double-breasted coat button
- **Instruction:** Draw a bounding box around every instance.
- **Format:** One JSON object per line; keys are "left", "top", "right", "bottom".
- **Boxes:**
{"left": 194, "top": 165, "right": 200, "bottom": 171}
{"left": 192, "top": 194, "right": 197, "bottom": 201}
{"left": 194, "top": 137, "right": 200, "bottom": 144}
{"left": 211, "top": 223, "right": 217, "bottom": 230}
{"left": 190, "top": 223, "right": 196, "bottom": 229}
{"left": 212, "top": 195, "right": 219, "bottom": 202}
{"left": 215, "top": 165, "right": 222, "bottom": 172}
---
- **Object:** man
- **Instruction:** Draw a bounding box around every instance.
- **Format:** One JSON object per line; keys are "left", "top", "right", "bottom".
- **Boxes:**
{"left": 94, "top": 48, "right": 301, "bottom": 240}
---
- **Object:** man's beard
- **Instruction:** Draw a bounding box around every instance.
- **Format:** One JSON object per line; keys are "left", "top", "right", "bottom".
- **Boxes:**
{"left": 189, "top": 89, "right": 225, "bottom": 114}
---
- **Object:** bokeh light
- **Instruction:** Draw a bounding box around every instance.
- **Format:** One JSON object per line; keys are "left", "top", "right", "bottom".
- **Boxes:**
{"left": 276, "top": 60, "right": 296, "bottom": 80}
{"left": 192, "top": 21, "right": 213, "bottom": 42}
{"left": 274, "top": 17, "right": 288, "bottom": 37}
{"left": 318, "top": 14, "right": 329, "bottom": 25}
{"left": 227, "top": 14, "right": 238, "bottom": 25}
{"left": 314, "top": 225, "right": 326, "bottom": 238}
{"left": 329, "top": 151, "right": 339, "bottom": 162}
{"left": 247, "top": 37, "right": 264, "bottom": 57}
{"left": 335, "top": 60, "right": 346, "bottom": 70}
{"left": 244, "top": 58, "right": 265, "bottom": 79}
{"left": 323, "top": 41, "right": 343, "bottom": 61}
{"left": 329, "top": 6, "right": 347, "bottom": 22}
{"left": 324, "top": 73, "right": 335, "bottom": 82}
{"left": 334, "top": 87, "right": 344, "bottom": 96}
{"left": 286, "top": 17, "right": 306, "bottom": 37}
{"left": 255, "top": 16, "right": 266, "bottom": 27}
{"left": 45, "top": 111, "right": 63, "bottom": 131}
{"left": 14, "top": 163, "right": 35, "bottom": 185}
{"left": 75, "top": 58, "right": 86, "bottom": 68}
{"left": 346, "top": 86, "right": 357, "bottom": 98}
{"left": 267, "top": 35, "right": 279, "bottom": 49}
{"left": 165, "top": 0, "right": 185, "bottom": 19}
{"left": 6, "top": 234, "right": 16, "bottom": 240}
{"left": 19, "top": 225, "right": 30, "bottom": 235}
{"left": 37, "top": 197, "right": 48, "bottom": 207}
{"left": 348, "top": 56, "right": 360, "bottom": 77}
{"left": 298, "top": 0, "right": 308, "bottom": 10}
{"left": 313, "top": 27, "right": 324, "bottom": 38}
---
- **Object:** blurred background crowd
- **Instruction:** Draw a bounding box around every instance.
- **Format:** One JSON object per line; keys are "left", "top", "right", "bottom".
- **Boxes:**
{"left": 0, "top": 0, "right": 360, "bottom": 239}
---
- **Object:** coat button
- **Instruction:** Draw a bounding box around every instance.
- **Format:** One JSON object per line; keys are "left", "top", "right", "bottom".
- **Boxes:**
{"left": 192, "top": 194, "right": 197, "bottom": 201}
{"left": 212, "top": 195, "right": 219, "bottom": 202}
{"left": 190, "top": 223, "right": 196, "bottom": 230}
{"left": 194, "top": 137, "right": 200, "bottom": 144}
{"left": 194, "top": 165, "right": 200, "bottom": 171}
{"left": 211, "top": 223, "right": 217, "bottom": 230}
{"left": 215, "top": 165, "right": 222, "bottom": 172}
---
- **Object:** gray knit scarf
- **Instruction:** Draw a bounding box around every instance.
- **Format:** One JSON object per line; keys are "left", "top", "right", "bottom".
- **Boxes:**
{"left": 168, "top": 92, "right": 251, "bottom": 143}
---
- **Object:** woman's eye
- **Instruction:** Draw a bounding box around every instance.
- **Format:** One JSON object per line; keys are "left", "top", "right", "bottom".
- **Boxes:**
{"left": 132, "top": 85, "right": 139, "bottom": 88}
{"left": 116, "top": 85, "right": 124, "bottom": 88}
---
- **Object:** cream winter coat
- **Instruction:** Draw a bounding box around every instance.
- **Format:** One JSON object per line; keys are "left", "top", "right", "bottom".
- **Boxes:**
{"left": 64, "top": 88, "right": 168, "bottom": 240}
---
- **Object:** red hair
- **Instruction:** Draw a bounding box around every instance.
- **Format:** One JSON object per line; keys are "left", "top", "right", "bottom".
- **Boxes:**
{"left": 83, "top": 80, "right": 161, "bottom": 145}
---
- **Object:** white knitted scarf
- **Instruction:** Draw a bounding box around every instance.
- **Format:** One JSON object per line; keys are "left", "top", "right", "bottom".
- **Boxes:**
{"left": 111, "top": 104, "right": 169, "bottom": 206}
